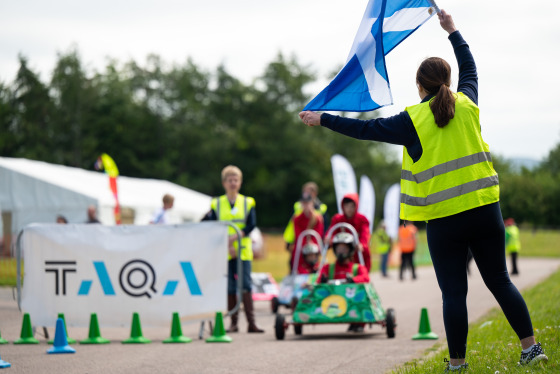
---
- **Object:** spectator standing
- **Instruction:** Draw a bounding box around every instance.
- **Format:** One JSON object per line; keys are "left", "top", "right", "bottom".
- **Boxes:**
{"left": 151, "top": 194, "right": 175, "bottom": 224}
{"left": 398, "top": 221, "right": 418, "bottom": 280}
{"left": 370, "top": 221, "right": 392, "bottom": 277}
{"left": 85, "top": 205, "right": 101, "bottom": 224}
{"left": 505, "top": 218, "right": 521, "bottom": 275}
{"left": 202, "top": 165, "right": 264, "bottom": 333}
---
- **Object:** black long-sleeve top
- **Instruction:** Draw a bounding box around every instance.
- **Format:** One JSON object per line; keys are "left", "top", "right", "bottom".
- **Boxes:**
{"left": 320, "top": 31, "right": 477, "bottom": 163}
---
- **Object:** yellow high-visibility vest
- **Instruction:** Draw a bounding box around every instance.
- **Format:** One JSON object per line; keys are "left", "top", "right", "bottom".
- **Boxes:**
{"left": 211, "top": 194, "right": 255, "bottom": 261}
{"left": 505, "top": 225, "right": 521, "bottom": 253}
{"left": 401, "top": 92, "right": 499, "bottom": 221}
{"left": 371, "top": 229, "right": 391, "bottom": 255}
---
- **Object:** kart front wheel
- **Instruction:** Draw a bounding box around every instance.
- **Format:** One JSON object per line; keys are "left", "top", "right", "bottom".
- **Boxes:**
{"left": 386, "top": 308, "right": 396, "bottom": 338}
{"left": 275, "top": 314, "right": 286, "bottom": 340}
{"left": 271, "top": 297, "right": 279, "bottom": 314}
{"left": 294, "top": 324, "right": 302, "bottom": 335}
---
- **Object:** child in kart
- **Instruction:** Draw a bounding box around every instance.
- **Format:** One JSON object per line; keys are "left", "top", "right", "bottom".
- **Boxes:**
{"left": 298, "top": 242, "right": 320, "bottom": 275}
{"left": 318, "top": 232, "right": 370, "bottom": 332}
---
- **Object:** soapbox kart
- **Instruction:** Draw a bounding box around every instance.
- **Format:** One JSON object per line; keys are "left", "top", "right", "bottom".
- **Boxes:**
{"left": 271, "top": 229, "right": 323, "bottom": 314}
{"left": 274, "top": 223, "right": 396, "bottom": 340}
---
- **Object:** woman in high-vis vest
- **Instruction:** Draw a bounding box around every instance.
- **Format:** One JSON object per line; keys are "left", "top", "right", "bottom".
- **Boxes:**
{"left": 202, "top": 165, "right": 264, "bottom": 333}
{"left": 299, "top": 9, "right": 546, "bottom": 371}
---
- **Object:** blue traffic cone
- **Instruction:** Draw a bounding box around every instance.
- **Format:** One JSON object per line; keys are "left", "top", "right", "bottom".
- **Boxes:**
{"left": 0, "top": 353, "right": 10, "bottom": 369}
{"left": 48, "top": 313, "right": 76, "bottom": 344}
{"left": 47, "top": 318, "right": 76, "bottom": 354}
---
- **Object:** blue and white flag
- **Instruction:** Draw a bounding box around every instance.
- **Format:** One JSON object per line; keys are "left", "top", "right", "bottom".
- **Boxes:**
{"left": 304, "top": 0, "right": 437, "bottom": 112}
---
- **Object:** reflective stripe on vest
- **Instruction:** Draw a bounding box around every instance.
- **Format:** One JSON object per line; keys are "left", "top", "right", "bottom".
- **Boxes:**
{"left": 211, "top": 194, "right": 255, "bottom": 261}
{"left": 401, "top": 92, "right": 499, "bottom": 221}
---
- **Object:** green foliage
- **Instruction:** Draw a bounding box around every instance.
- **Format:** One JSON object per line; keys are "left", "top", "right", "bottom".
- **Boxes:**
{"left": 1, "top": 49, "right": 559, "bottom": 227}
{"left": 494, "top": 153, "right": 560, "bottom": 227}
{"left": 0, "top": 50, "right": 401, "bottom": 227}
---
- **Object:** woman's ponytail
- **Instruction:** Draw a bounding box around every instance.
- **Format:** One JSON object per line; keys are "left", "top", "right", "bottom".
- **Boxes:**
{"left": 430, "top": 84, "right": 455, "bottom": 128}
{"left": 416, "top": 57, "right": 455, "bottom": 128}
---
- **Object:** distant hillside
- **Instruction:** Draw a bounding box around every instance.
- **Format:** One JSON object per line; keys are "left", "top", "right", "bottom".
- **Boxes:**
{"left": 509, "top": 157, "right": 541, "bottom": 172}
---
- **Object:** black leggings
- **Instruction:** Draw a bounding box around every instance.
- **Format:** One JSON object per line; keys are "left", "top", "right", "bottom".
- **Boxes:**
{"left": 426, "top": 202, "right": 533, "bottom": 359}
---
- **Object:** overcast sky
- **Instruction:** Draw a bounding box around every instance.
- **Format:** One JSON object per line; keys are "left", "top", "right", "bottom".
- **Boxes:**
{"left": 1, "top": 0, "right": 559, "bottom": 161}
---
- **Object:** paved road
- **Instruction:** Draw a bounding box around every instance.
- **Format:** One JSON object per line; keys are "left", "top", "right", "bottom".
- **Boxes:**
{"left": 1, "top": 258, "right": 559, "bottom": 373}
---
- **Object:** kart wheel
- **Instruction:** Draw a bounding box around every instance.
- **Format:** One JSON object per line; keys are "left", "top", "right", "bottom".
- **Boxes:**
{"left": 290, "top": 296, "right": 299, "bottom": 310}
{"left": 386, "top": 308, "right": 396, "bottom": 338}
{"left": 271, "top": 297, "right": 279, "bottom": 314}
{"left": 275, "top": 314, "right": 286, "bottom": 340}
{"left": 294, "top": 324, "right": 302, "bottom": 335}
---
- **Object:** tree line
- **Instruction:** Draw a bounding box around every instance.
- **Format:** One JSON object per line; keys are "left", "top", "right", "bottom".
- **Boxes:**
{"left": 0, "top": 49, "right": 558, "bottom": 228}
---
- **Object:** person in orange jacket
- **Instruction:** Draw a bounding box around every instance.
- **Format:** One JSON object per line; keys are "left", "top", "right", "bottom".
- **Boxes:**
{"left": 398, "top": 221, "right": 418, "bottom": 280}
{"left": 327, "top": 193, "right": 371, "bottom": 272}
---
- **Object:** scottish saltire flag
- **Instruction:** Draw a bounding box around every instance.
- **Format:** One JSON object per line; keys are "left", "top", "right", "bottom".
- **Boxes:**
{"left": 304, "top": 0, "right": 437, "bottom": 112}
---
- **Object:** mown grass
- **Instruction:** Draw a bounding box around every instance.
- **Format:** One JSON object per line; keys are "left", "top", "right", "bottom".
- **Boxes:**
{"left": 519, "top": 229, "right": 560, "bottom": 257}
{"left": 392, "top": 268, "right": 560, "bottom": 373}
{"left": 0, "top": 257, "right": 18, "bottom": 286}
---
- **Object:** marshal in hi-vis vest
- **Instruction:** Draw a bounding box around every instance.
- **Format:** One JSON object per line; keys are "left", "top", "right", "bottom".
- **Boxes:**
{"left": 211, "top": 194, "right": 255, "bottom": 261}
{"left": 401, "top": 92, "right": 499, "bottom": 221}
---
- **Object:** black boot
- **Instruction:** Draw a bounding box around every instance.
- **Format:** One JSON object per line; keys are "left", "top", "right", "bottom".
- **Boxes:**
{"left": 242, "top": 292, "right": 264, "bottom": 333}
{"left": 226, "top": 294, "right": 239, "bottom": 333}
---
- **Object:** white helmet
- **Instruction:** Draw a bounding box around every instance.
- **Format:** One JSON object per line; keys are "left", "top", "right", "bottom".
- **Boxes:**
{"left": 302, "top": 243, "right": 320, "bottom": 255}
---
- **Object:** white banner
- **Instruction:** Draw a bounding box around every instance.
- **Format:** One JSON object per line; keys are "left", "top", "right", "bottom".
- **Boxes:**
{"left": 20, "top": 222, "right": 228, "bottom": 327}
{"left": 331, "top": 154, "right": 357, "bottom": 214}
{"left": 383, "top": 183, "right": 401, "bottom": 241}
{"left": 358, "top": 175, "right": 375, "bottom": 233}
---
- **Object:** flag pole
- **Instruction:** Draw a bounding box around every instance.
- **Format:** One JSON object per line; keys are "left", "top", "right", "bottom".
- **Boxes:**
{"left": 428, "top": 0, "right": 441, "bottom": 14}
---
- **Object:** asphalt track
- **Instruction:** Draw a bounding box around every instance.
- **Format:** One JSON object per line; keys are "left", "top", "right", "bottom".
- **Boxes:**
{"left": 1, "top": 258, "right": 559, "bottom": 373}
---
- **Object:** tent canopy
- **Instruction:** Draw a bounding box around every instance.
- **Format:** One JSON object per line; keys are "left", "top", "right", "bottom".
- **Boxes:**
{"left": 0, "top": 157, "right": 212, "bottom": 234}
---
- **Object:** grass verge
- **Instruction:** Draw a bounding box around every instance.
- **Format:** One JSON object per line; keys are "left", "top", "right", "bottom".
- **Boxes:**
{"left": 392, "top": 269, "right": 560, "bottom": 373}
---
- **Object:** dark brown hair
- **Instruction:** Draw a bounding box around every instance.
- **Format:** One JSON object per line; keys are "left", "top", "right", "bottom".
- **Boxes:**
{"left": 416, "top": 57, "right": 455, "bottom": 128}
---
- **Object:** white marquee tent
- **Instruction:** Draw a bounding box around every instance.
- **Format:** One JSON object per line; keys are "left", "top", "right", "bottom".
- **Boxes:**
{"left": 0, "top": 157, "right": 213, "bottom": 245}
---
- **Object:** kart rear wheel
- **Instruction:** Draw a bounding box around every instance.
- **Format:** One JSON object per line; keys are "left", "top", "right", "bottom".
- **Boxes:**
{"left": 386, "top": 308, "right": 396, "bottom": 338}
{"left": 275, "top": 314, "right": 286, "bottom": 340}
{"left": 271, "top": 297, "right": 279, "bottom": 314}
{"left": 294, "top": 324, "right": 302, "bottom": 335}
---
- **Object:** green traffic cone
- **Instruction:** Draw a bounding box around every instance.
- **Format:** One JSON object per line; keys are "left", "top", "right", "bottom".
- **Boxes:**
{"left": 0, "top": 329, "right": 8, "bottom": 344}
{"left": 205, "top": 311, "right": 232, "bottom": 343}
{"left": 14, "top": 313, "right": 39, "bottom": 344}
{"left": 122, "top": 312, "right": 151, "bottom": 344}
{"left": 80, "top": 313, "right": 110, "bottom": 344}
{"left": 163, "top": 312, "right": 192, "bottom": 343}
{"left": 412, "top": 308, "right": 439, "bottom": 340}
{"left": 48, "top": 313, "right": 76, "bottom": 344}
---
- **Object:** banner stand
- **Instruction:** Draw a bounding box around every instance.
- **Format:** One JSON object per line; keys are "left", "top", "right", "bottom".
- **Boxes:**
{"left": 16, "top": 221, "right": 242, "bottom": 340}
{"left": 198, "top": 222, "right": 243, "bottom": 339}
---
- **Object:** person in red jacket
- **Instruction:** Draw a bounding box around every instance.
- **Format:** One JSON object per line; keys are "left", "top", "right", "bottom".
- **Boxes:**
{"left": 327, "top": 193, "right": 371, "bottom": 272}
{"left": 319, "top": 232, "right": 370, "bottom": 332}
{"left": 291, "top": 193, "right": 324, "bottom": 272}
{"left": 297, "top": 242, "right": 320, "bottom": 275}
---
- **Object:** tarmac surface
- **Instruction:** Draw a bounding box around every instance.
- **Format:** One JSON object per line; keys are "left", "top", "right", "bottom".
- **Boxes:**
{"left": 1, "top": 257, "right": 559, "bottom": 373}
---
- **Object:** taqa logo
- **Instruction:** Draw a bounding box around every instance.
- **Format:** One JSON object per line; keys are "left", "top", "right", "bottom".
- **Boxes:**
{"left": 44, "top": 259, "right": 202, "bottom": 298}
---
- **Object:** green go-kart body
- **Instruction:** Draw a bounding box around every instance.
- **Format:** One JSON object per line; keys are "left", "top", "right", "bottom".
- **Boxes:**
{"left": 274, "top": 280, "right": 396, "bottom": 340}
{"left": 292, "top": 282, "right": 386, "bottom": 324}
